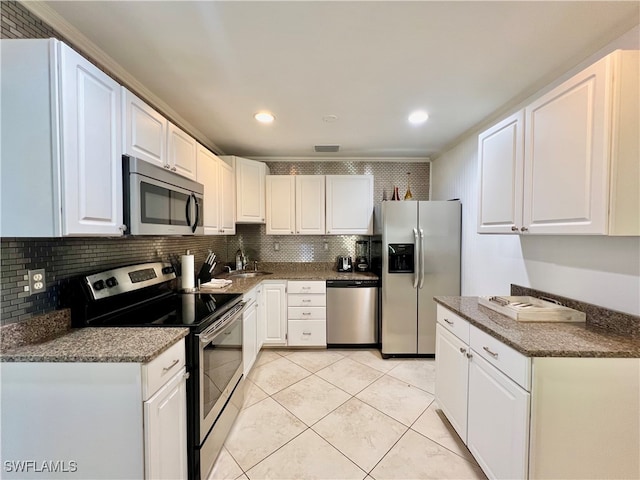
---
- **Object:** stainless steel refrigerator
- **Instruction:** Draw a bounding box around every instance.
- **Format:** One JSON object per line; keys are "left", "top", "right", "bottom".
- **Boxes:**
{"left": 379, "top": 201, "right": 461, "bottom": 357}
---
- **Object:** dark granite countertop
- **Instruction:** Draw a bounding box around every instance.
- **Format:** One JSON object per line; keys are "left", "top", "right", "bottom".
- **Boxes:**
{"left": 201, "top": 268, "right": 379, "bottom": 295}
{"left": 1, "top": 327, "right": 189, "bottom": 363}
{"left": 434, "top": 296, "right": 639, "bottom": 358}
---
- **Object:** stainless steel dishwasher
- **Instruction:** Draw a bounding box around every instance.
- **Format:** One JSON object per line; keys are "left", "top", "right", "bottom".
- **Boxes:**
{"left": 326, "top": 279, "right": 379, "bottom": 346}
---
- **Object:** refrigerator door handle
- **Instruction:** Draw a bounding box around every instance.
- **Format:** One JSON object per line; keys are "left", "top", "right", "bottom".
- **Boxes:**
{"left": 419, "top": 228, "right": 425, "bottom": 289}
{"left": 412, "top": 228, "right": 419, "bottom": 289}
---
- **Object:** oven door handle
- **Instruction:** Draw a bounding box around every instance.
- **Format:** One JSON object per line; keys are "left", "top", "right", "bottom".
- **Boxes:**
{"left": 197, "top": 301, "right": 246, "bottom": 344}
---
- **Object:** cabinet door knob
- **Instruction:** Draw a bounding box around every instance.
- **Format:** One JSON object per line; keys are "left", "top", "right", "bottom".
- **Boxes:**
{"left": 171, "top": 167, "right": 177, "bottom": 172}
{"left": 459, "top": 347, "right": 467, "bottom": 354}
{"left": 511, "top": 226, "right": 519, "bottom": 232}
{"left": 520, "top": 226, "right": 529, "bottom": 232}
{"left": 164, "top": 164, "right": 170, "bottom": 169}
{"left": 119, "top": 224, "right": 127, "bottom": 232}
{"left": 466, "top": 353, "right": 473, "bottom": 359}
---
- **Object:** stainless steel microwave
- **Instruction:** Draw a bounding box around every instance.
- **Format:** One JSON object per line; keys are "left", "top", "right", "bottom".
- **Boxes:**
{"left": 123, "top": 155, "right": 204, "bottom": 235}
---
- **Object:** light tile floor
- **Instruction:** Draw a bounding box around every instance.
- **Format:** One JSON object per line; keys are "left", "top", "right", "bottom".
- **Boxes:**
{"left": 209, "top": 348, "right": 486, "bottom": 480}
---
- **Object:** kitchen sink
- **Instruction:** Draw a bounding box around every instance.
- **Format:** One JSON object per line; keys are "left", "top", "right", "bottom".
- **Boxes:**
{"left": 227, "top": 271, "right": 273, "bottom": 278}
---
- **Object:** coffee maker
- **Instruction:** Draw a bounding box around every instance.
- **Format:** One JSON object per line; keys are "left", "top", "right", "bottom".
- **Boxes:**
{"left": 355, "top": 240, "right": 370, "bottom": 272}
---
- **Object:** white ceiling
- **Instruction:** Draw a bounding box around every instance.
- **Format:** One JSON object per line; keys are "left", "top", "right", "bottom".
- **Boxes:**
{"left": 39, "top": 1, "right": 639, "bottom": 159}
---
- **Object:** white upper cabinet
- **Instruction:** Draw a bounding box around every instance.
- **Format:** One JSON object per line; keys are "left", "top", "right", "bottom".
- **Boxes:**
{"left": 226, "top": 156, "right": 269, "bottom": 223}
{"left": 477, "top": 111, "right": 525, "bottom": 234}
{"left": 197, "top": 145, "right": 235, "bottom": 235}
{"left": 478, "top": 50, "right": 639, "bottom": 236}
{"left": 219, "top": 159, "right": 236, "bottom": 234}
{"left": 296, "top": 175, "right": 326, "bottom": 234}
{"left": 122, "top": 88, "right": 167, "bottom": 168}
{"left": 167, "top": 123, "right": 197, "bottom": 181}
{"left": 266, "top": 175, "right": 295, "bottom": 235}
{"left": 1, "top": 39, "right": 124, "bottom": 237}
{"left": 197, "top": 145, "right": 220, "bottom": 234}
{"left": 123, "top": 88, "right": 197, "bottom": 181}
{"left": 266, "top": 175, "right": 325, "bottom": 235}
{"left": 325, "top": 175, "right": 374, "bottom": 235}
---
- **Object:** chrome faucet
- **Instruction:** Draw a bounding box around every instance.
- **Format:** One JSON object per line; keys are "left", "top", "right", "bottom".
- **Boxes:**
{"left": 223, "top": 265, "right": 232, "bottom": 273}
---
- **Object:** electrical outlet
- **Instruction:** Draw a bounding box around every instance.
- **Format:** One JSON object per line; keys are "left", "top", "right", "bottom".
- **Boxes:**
{"left": 28, "top": 269, "right": 46, "bottom": 295}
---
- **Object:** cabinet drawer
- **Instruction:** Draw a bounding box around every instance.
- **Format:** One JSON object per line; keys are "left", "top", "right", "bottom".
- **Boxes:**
{"left": 142, "top": 339, "right": 186, "bottom": 400}
{"left": 436, "top": 305, "right": 470, "bottom": 344}
{"left": 288, "top": 281, "right": 326, "bottom": 294}
{"left": 288, "top": 306, "right": 326, "bottom": 320}
{"left": 470, "top": 326, "right": 530, "bottom": 391}
{"left": 287, "top": 320, "right": 326, "bottom": 346}
{"left": 287, "top": 293, "right": 326, "bottom": 307}
{"left": 243, "top": 286, "right": 258, "bottom": 305}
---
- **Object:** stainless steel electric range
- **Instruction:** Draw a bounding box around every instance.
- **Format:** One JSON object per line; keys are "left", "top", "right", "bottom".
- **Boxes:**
{"left": 69, "top": 262, "right": 245, "bottom": 480}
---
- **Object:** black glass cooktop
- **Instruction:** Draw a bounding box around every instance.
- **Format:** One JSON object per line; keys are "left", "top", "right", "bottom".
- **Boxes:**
{"left": 85, "top": 292, "right": 242, "bottom": 329}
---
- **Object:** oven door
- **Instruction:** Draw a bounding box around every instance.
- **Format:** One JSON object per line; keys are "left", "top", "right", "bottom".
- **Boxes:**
{"left": 197, "top": 306, "right": 244, "bottom": 443}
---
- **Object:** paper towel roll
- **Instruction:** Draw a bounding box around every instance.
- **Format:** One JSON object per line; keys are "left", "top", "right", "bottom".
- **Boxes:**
{"left": 181, "top": 254, "right": 195, "bottom": 290}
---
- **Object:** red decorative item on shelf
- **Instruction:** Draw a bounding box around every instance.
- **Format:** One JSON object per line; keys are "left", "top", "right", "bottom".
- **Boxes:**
{"left": 391, "top": 186, "right": 400, "bottom": 200}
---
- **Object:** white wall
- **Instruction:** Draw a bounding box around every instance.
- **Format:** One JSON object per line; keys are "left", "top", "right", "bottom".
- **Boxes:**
{"left": 431, "top": 26, "right": 640, "bottom": 316}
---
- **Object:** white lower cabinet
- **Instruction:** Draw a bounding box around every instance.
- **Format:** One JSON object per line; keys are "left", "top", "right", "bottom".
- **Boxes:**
{"left": 242, "top": 287, "right": 259, "bottom": 375}
{"left": 436, "top": 305, "right": 640, "bottom": 479}
{"left": 143, "top": 364, "right": 188, "bottom": 480}
{"left": 262, "top": 281, "right": 287, "bottom": 345}
{"left": 434, "top": 324, "right": 469, "bottom": 440}
{"left": 287, "top": 281, "right": 326, "bottom": 347}
{"left": 0, "top": 339, "right": 187, "bottom": 480}
{"left": 467, "top": 353, "right": 530, "bottom": 480}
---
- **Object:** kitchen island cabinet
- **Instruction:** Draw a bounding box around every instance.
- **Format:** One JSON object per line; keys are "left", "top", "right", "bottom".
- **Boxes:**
{"left": 435, "top": 301, "right": 639, "bottom": 479}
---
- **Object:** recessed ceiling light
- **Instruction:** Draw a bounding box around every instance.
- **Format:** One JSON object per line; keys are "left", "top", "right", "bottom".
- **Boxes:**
{"left": 322, "top": 115, "right": 338, "bottom": 123}
{"left": 254, "top": 112, "right": 275, "bottom": 124}
{"left": 408, "top": 110, "right": 429, "bottom": 125}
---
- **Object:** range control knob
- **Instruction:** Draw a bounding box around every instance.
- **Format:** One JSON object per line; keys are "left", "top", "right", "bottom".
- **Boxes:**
{"left": 162, "top": 266, "right": 174, "bottom": 275}
{"left": 106, "top": 277, "right": 118, "bottom": 288}
{"left": 93, "top": 280, "right": 106, "bottom": 291}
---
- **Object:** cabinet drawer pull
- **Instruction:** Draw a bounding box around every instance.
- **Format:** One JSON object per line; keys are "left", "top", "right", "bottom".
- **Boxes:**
{"left": 459, "top": 347, "right": 467, "bottom": 354}
{"left": 302, "top": 332, "right": 312, "bottom": 336}
{"left": 302, "top": 312, "right": 311, "bottom": 316}
{"left": 302, "top": 287, "right": 311, "bottom": 290}
{"left": 162, "top": 359, "right": 180, "bottom": 373}
{"left": 302, "top": 299, "right": 311, "bottom": 303}
{"left": 483, "top": 346, "right": 499, "bottom": 358}
{"left": 444, "top": 318, "right": 454, "bottom": 325}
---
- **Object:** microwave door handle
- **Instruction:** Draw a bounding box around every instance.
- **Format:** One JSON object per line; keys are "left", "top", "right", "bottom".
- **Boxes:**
{"left": 192, "top": 194, "right": 199, "bottom": 233}
{"left": 185, "top": 194, "right": 192, "bottom": 227}
{"left": 419, "top": 228, "right": 425, "bottom": 289}
{"left": 412, "top": 228, "right": 419, "bottom": 289}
